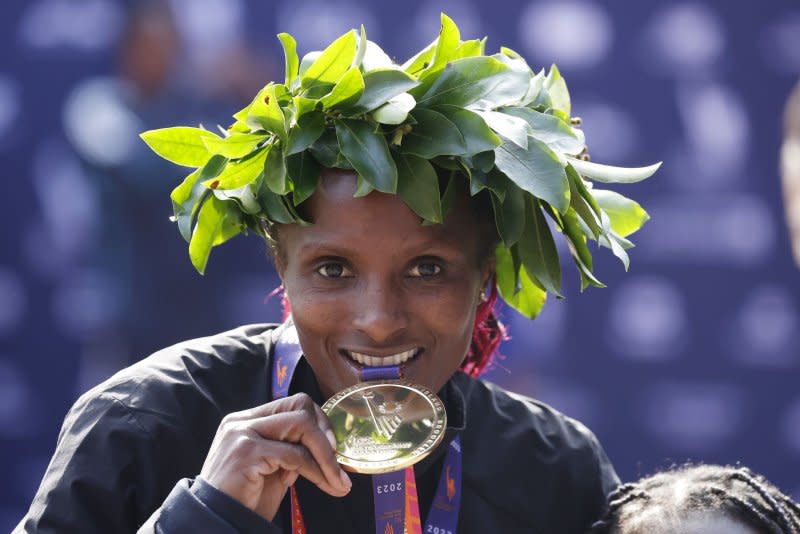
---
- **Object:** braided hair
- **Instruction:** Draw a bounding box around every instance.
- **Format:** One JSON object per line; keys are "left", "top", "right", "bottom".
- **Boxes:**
{"left": 589, "top": 464, "right": 800, "bottom": 534}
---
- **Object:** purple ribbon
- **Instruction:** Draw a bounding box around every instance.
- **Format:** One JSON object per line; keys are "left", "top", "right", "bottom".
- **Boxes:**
{"left": 424, "top": 437, "right": 462, "bottom": 534}
{"left": 360, "top": 365, "right": 401, "bottom": 381}
{"left": 271, "top": 323, "right": 303, "bottom": 399}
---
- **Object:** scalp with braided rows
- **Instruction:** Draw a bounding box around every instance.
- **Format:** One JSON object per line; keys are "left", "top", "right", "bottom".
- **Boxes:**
{"left": 589, "top": 464, "right": 800, "bottom": 534}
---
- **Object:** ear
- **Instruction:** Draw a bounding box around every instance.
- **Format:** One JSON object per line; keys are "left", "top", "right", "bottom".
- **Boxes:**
{"left": 480, "top": 254, "right": 496, "bottom": 296}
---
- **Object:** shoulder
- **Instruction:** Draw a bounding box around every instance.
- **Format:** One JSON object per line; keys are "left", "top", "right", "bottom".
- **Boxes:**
{"left": 453, "top": 373, "right": 618, "bottom": 530}
{"left": 74, "top": 323, "right": 279, "bottom": 434}
{"left": 456, "top": 373, "right": 608, "bottom": 462}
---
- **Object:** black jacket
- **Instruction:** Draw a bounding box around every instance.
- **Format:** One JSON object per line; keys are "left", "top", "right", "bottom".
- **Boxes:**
{"left": 17, "top": 323, "right": 619, "bottom": 533}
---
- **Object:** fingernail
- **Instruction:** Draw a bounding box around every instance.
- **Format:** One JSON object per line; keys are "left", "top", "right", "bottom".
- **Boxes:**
{"left": 326, "top": 429, "right": 337, "bottom": 450}
{"left": 339, "top": 469, "right": 351, "bottom": 489}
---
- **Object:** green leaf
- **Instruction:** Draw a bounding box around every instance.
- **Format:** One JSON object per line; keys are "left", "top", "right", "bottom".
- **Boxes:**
{"left": 286, "top": 151, "right": 321, "bottom": 205}
{"left": 469, "top": 167, "right": 506, "bottom": 199}
{"left": 566, "top": 164, "right": 602, "bottom": 238}
{"left": 439, "top": 171, "right": 461, "bottom": 219}
{"left": 286, "top": 111, "right": 326, "bottom": 156}
{"left": 171, "top": 155, "right": 228, "bottom": 242}
{"left": 189, "top": 196, "right": 244, "bottom": 274}
{"left": 434, "top": 105, "right": 502, "bottom": 156}
{"left": 202, "top": 133, "right": 266, "bottom": 159}
{"left": 477, "top": 54, "right": 532, "bottom": 108}
{"left": 499, "top": 46, "right": 523, "bottom": 59}
{"left": 246, "top": 84, "right": 287, "bottom": 141}
{"left": 335, "top": 119, "right": 397, "bottom": 193}
{"left": 350, "top": 69, "right": 420, "bottom": 113}
{"left": 308, "top": 129, "right": 352, "bottom": 169}
{"left": 545, "top": 64, "right": 570, "bottom": 115}
{"left": 301, "top": 30, "right": 358, "bottom": 89}
{"left": 277, "top": 32, "right": 299, "bottom": 87}
{"left": 353, "top": 24, "right": 368, "bottom": 69}
{"left": 415, "top": 57, "right": 510, "bottom": 108}
{"left": 495, "top": 244, "right": 547, "bottom": 318}
{"left": 293, "top": 95, "right": 319, "bottom": 117}
{"left": 490, "top": 178, "right": 525, "bottom": 246}
{"left": 502, "top": 107, "right": 584, "bottom": 155}
{"left": 372, "top": 93, "right": 416, "bottom": 125}
{"left": 140, "top": 127, "right": 219, "bottom": 167}
{"left": 452, "top": 38, "right": 485, "bottom": 59}
{"left": 567, "top": 157, "right": 662, "bottom": 184}
{"left": 213, "top": 181, "right": 261, "bottom": 214}
{"left": 593, "top": 189, "right": 650, "bottom": 237}
{"left": 518, "top": 198, "right": 562, "bottom": 296}
{"left": 320, "top": 66, "right": 365, "bottom": 109}
{"left": 399, "top": 108, "right": 466, "bottom": 158}
{"left": 264, "top": 143, "right": 288, "bottom": 194}
{"left": 401, "top": 38, "right": 436, "bottom": 75}
{"left": 470, "top": 150, "right": 496, "bottom": 173}
{"left": 427, "top": 13, "right": 460, "bottom": 73}
{"left": 599, "top": 227, "right": 632, "bottom": 270}
{"left": 493, "top": 136, "right": 570, "bottom": 213}
{"left": 258, "top": 188, "right": 295, "bottom": 224}
{"left": 361, "top": 39, "right": 395, "bottom": 71}
{"left": 298, "top": 50, "right": 321, "bottom": 78}
{"left": 394, "top": 152, "right": 442, "bottom": 222}
{"left": 354, "top": 175, "right": 374, "bottom": 197}
{"left": 475, "top": 110, "right": 530, "bottom": 149}
{"left": 520, "top": 70, "right": 546, "bottom": 106}
{"left": 206, "top": 147, "right": 268, "bottom": 190}
{"left": 550, "top": 206, "right": 605, "bottom": 290}
{"left": 302, "top": 82, "right": 335, "bottom": 100}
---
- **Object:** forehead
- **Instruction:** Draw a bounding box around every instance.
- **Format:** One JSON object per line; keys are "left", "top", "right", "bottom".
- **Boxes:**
{"left": 285, "top": 171, "right": 484, "bottom": 256}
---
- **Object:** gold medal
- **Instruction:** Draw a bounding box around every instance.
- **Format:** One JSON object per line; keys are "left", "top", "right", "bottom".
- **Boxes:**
{"left": 321, "top": 380, "right": 447, "bottom": 474}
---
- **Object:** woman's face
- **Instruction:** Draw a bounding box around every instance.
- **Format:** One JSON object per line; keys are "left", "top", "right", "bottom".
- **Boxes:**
{"left": 277, "top": 170, "right": 493, "bottom": 399}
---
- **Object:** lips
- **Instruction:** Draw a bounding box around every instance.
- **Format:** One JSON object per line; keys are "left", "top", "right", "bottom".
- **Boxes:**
{"left": 343, "top": 348, "right": 421, "bottom": 367}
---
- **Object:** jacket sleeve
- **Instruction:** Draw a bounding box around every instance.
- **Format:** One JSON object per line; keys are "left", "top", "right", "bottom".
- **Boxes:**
{"left": 15, "top": 390, "right": 280, "bottom": 533}
{"left": 138, "top": 478, "right": 281, "bottom": 534}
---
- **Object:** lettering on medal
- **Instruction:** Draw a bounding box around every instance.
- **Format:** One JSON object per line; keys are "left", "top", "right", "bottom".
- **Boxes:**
{"left": 345, "top": 434, "right": 413, "bottom": 454}
{"left": 376, "top": 481, "right": 403, "bottom": 494}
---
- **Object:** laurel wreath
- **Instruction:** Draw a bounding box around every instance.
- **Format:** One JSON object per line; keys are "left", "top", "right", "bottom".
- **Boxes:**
{"left": 141, "top": 13, "right": 660, "bottom": 318}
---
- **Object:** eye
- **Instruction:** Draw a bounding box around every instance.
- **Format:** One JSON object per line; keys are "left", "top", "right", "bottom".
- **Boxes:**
{"left": 408, "top": 261, "right": 441, "bottom": 278}
{"left": 316, "top": 262, "right": 353, "bottom": 278}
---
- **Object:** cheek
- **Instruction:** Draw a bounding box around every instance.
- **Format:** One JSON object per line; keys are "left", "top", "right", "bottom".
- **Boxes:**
{"left": 418, "top": 282, "right": 480, "bottom": 350}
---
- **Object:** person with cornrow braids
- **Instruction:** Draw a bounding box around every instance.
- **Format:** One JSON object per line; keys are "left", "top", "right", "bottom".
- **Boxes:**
{"left": 18, "top": 14, "right": 661, "bottom": 534}
{"left": 589, "top": 464, "right": 800, "bottom": 534}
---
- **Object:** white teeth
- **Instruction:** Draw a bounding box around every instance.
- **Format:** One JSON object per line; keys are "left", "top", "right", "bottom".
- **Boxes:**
{"left": 346, "top": 348, "right": 418, "bottom": 366}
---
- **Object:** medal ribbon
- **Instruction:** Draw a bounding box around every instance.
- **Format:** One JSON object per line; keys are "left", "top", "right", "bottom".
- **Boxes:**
{"left": 271, "top": 324, "right": 461, "bottom": 534}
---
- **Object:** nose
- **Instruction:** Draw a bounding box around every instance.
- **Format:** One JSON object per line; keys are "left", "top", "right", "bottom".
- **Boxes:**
{"left": 352, "top": 277, "right": 408, "bottom": 344}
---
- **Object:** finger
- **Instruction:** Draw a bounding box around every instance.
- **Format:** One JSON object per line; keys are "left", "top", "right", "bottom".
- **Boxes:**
{"left": 279, "top": 469, "right": 299, "bottom": 487}
{"left": 226, "top": 393, "right": 319, "bottom": 422}
{"left": 256, "top": 439, "right": 346, "bottom": 496}
{"left": 249, "top": 411, "right": 350, "bottom": 492}
{"left": 311, "top": 404, "right": 352, "bottom": 489}
{"left": 310, "top": 402, "right": 338, "bottom": 450}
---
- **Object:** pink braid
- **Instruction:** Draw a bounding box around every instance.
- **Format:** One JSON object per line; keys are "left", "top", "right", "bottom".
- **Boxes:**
{"left": 460, "top": 281, "right": 508, "bottom": 377}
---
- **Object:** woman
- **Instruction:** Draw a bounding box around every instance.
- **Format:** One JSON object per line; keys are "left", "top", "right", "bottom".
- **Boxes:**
{"left": 17, "top": 15, "right": 659, "bottom": 533}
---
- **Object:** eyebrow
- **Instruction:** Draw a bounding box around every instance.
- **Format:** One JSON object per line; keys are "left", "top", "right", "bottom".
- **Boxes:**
{"left": 296, "top": 237, "right": 467, "bottom": 258}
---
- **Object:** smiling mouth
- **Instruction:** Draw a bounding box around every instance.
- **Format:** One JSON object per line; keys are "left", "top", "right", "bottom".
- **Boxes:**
{"left": 343, "top": 348, "right": 422, "bottom": 367}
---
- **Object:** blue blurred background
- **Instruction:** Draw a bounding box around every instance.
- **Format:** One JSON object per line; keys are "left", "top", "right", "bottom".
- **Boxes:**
{"left": 1, "top": 0, "right": 799, "bottom": 529}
